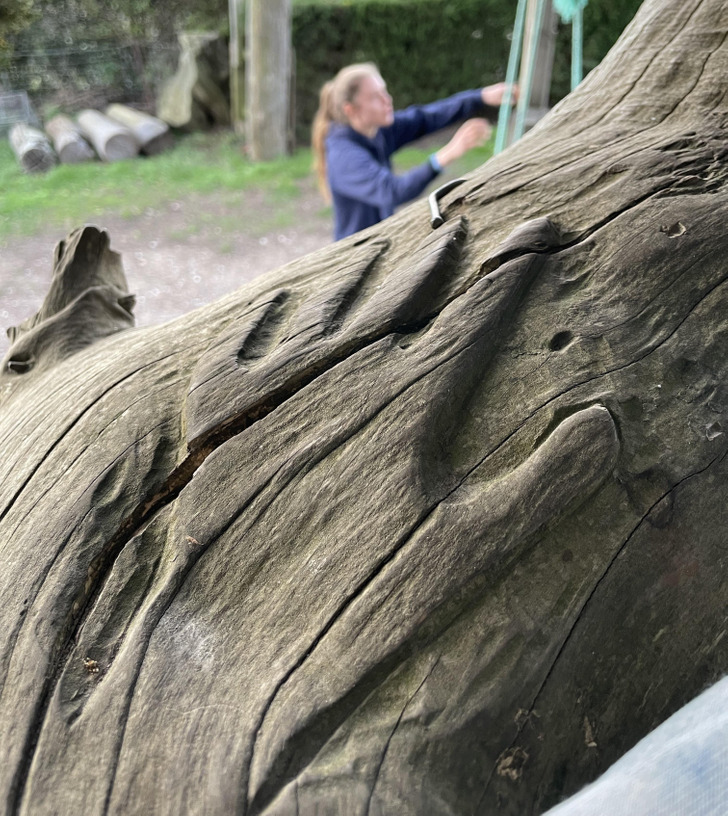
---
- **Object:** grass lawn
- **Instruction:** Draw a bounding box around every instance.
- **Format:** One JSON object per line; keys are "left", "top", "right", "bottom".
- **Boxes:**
{"left": 0, "top": 128, "right": 496, "bottom": 242}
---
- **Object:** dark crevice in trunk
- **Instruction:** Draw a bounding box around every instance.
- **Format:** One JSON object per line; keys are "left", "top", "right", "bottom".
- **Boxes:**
{"left": 0, "top": 361, "right": 163, "bottom": 528}
{"left": 364, "top": 656, "right": 441, "bottom": 815}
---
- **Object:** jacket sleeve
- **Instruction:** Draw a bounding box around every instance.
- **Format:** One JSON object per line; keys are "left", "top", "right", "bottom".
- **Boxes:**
{"left": 385, "top": 89, "right": 497, "bottom": 152}
{"left": 328, "top": 137, "right": 438, "bottom": 211}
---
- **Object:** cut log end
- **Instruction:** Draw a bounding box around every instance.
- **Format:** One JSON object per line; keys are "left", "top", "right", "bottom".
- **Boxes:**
{"left": 20, "top": 146, "right": 56, "bottom": 173}
{"left": 104, "top": 133, "right": 140, "bottom": 162}
{"left": 9, "top": 123, "right": 57, "bottom": 173}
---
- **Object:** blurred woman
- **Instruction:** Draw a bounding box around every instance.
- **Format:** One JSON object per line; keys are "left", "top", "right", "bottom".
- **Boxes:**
{"left": 312, "top": 62, "right": 514, "bottom": 240}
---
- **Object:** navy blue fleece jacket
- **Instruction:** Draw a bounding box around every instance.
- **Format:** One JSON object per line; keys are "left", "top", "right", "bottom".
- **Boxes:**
{"left": 326, "top": 89, "right": 495, "bottom": 240}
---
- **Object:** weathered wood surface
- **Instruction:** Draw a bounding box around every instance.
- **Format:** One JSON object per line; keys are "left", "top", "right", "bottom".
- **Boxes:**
{"left": 157, "top": 32, "right": 230, "bottom": 131}
{"left": 77, "top": 109, "right": 139, "bottom": 162}
{"left": 44, "top": 114, "right": 95, "bottom": 164}
{"left": 105, "top": 104, "right": 174, "bottom": 156}
{"left": 8, "top": 123, "right": 56, "bottom": 172}
{"left": 0, "top": 1, "right": 726, "bottom": 814}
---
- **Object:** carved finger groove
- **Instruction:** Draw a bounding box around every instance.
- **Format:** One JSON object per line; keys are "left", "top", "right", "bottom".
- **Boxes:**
{"left": 236, "top": 291, "right": 293, "bottom": 366}
{"left": 349, "top": 216, "right": 468, "bottom": 334}
{"left": 246, "top": 407, "right": 619, "bottom": 816}
{"left": 184, "top": 223, "right": 467, "bottom": 449}
{"left": 315, "top": 240, "right": 390, "bottom": 337}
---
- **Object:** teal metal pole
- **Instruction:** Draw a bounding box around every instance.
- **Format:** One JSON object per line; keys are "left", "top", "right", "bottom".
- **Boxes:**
{"left": 571, "top": 6, "right": 584, "bottom": 89}
{"left": 513, "top": 0, "right": 548, "bottom": 141}
{"left": 494, "top": 0, "right": 528, "bottom": 155}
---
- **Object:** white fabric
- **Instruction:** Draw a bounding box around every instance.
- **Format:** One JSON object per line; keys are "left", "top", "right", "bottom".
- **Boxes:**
{"left": 544, "top": 676, "right": 728, "bottom": 816}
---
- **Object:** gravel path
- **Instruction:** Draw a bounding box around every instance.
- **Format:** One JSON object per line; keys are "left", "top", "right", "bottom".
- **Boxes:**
{"left": 0, "top": 182, "right": 333, "bottom": 361}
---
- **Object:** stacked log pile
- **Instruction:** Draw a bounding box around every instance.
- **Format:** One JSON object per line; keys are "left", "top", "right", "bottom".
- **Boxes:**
{"left": 6, "top": 32, "right": 230, "bottom": 173}
{"left": 7, "top": 105, "right": 175, "bottom": 172}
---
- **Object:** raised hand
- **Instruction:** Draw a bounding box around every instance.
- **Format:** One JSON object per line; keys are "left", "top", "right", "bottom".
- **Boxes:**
{"left": 481, "top": 81, "right": 520, "bottom": 106}
{"left": 435, "top": 118, "right": 492, "bottom": 167}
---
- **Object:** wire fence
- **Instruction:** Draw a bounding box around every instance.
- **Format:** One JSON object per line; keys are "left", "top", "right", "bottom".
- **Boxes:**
{"left": 1, "top": 38, "right": 181, "bottom": 118}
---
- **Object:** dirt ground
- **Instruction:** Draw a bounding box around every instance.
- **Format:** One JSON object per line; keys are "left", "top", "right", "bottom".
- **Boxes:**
{"left": 0, "top": 177, "right": 333, "bottom": 361}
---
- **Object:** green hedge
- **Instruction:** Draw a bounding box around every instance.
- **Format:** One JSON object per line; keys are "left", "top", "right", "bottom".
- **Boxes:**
{"left": 6, "top": 0, "right": 643, "bottom": 144}
{"left": 292, "top": 0, "right": 642, "bottom": 142}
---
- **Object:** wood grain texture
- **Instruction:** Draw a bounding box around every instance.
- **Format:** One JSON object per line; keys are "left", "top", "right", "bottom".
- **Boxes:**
{"left": 0, "top": 1, "right": 726, "bottom": 813}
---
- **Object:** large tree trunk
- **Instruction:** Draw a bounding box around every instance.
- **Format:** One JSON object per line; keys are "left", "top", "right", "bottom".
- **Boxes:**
{"left": 245, "top": 0, "right": 292, "bottom": 160}
{"left": 0, "top": 1, "right": 726, "bottom": 814}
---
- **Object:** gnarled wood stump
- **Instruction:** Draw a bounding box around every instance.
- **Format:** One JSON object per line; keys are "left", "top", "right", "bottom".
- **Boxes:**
{"left": 157, "top": 32, "right": 231, "bottom": 131}
{"left": 0, "top": 1, "right": 726, "bottom": 814}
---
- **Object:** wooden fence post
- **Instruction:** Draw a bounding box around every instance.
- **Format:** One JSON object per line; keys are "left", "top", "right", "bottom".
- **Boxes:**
{"left": 245, "top": 0, "right": 292, "bottom": 160}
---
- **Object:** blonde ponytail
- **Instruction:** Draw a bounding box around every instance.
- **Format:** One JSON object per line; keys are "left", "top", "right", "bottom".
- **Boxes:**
{"left": 312, "top": 80, "right": 335, "bottom": 202}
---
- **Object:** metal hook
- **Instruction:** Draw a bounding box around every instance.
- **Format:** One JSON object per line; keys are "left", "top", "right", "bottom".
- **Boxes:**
{"left": 428, "top": 178, "right": 467, "bottom": 229}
